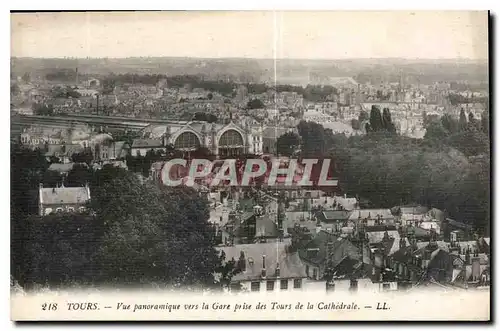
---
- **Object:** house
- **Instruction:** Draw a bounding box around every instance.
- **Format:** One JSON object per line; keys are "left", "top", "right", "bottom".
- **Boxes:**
{"left": 349, "top": 209, "right": 395, "bottom": 225}
{"left": 131, "top": 139, "right": 166, "bottom": 157}
{"left": 333, "top": 195, "right": 358, "bottom": 211}
{"left": 38, "top": 183, "right": 91, "bottom": 216}
{"left": 327, "top": 256, "right": 377, "bottom": 293}
{"left": 298, "top": 230, "right": 365, "bottom": 281}
{"left": 316, "top": 210, "right": 352, "bottom": 231}
{"left": 45, "top": 144, "right": 85, "bottom": 164}
{"left": 391, "top": 204, "right": 429, "bottom": 225}
{"left": 222, "top": 206, "right": 280, "bottom": 245}
{"left": 218, "top": 241, "right": 308, "bottom": 293}
{"left": 427, "top": 208, "right": 445, "bottom": 222}
{"left": 442, "top": 218, "right": 473, "bottom": 242}
{"left": 282, "top": 212, "right": 318, "bottom": 237}
{"left": 90, "top": 134, "right": 130, "bottom": 161}
{"left": 364, "top": 225, "right": 399, "bottom": 245}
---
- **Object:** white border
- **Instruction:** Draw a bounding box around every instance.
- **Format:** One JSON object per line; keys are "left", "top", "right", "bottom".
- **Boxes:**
{"left": 3, "top": 2, "right": 498, "bottom": 330}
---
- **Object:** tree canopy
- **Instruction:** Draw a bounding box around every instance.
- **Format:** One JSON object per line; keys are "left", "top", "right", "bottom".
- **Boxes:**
{"left": 11, "top": 143, "right": 239, "bottom": 291}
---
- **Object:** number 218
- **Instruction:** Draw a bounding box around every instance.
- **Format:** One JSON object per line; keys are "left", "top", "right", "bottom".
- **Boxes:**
{"left": 42, "top": 303, "right": 58, "bottom": 311}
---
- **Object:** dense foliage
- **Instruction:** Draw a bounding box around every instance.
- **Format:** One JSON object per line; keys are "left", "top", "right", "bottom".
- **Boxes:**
{"left": 11, "top": 143, "right": 238, "bottom": 291}
{"left": 295, "top": 116, "right": 490, "bottom": 235}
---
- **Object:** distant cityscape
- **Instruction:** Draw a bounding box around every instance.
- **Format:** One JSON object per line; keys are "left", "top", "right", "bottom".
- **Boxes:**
{"left": 10, "top": 56, "right": 490, "bottom": 295}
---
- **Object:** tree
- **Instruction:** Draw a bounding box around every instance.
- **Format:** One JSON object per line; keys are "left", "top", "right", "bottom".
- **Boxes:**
{"left": 65, "top": 164, "right": 93, "bottom": 187}
{"left": 441, "top": 114, "right": 459, "bottom": 134}
{"left": 246, "top": 99, "right": 265, "bottom": 110}
{"left": 12, "top": 213, "right": 105, "bottom": 289}
{"left": 481, "top": 111, "right": 489, "bottom": 134}
{"left": 382, "top": 108, "right": 396, "bottom": 133}
{"left": 42, "top": 170, "right": 63, "bottom": 187}
{"left": 11, "top": 83, "right": 20, "bottom": 95}
{"left": 90, "top": 175, "right": 239, "bottom": 289}
{"left": 459, "top": 108, "right": 468, "bottom": 131}
{"left": 424, "top": 121, "right": 448, "bottom": 142}
{"left": 32, "top": 103, "right": 54, "bottom": 116}
{"left": 71, "top": 148, "right": 94, "bottom": 165}
{"left": 22, "top": 72, "right": 30, "bottom": 84}
{"left": 297, "top": 121, "right": 331, "bottom": 157}
{"left": 276, "top": 132, "right": 301, "bottom": 157}
{"left": 468, "top": 112, "right": 480, "bottom": 131}
{"left": 351, "top": 119, "right": 361, "bottom": 130}
{"left": 358, "top": 111, "right": 369, "bottom": 123}
{"left": 11, "top": 143, "right": 49, "bottom": 216}
{"left": 193, "top": 112, "right": 217, "bottom": 123}
{"left": 369, "top": 105, "right": 384, "bottom": 132}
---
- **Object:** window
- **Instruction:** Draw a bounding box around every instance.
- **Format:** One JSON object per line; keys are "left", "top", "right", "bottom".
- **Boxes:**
{"left": 219, "top": 130, "right": 244, "bottom": 147}
{"left": 174, "top": 132, "right": 201, "bottom": 150}
{"left": 382, "top": 283, "right": 390, "bottom": 291}
{"left": 293, "top": 279, "right": 302, "bottom": 289}
{"left": 280, "top": 280, "right": 288, "bottom": 290}
{"left": 266, "top": 281, "right": 275, "bottom": 291}
{"left": 251, "top": 282, "right": 260, "bottom": 292}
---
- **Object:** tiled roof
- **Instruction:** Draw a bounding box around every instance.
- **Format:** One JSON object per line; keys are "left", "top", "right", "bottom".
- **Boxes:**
{"left": 40, "top": 186, "right": 90, "bottom": 205}
{"left": 349, "top": 209, "right": 394, "bottom": 220}
{"left": 218, "top": 241, "right": 307, "bottom": 281}
{"left": 319, "top": 210, "right": 352, "bottom": 222}
{"left": 366, "top": 230, "right": 399, "bottom": 245}
{"left": 299, "top": 231, "right": 361, "bottom": 267}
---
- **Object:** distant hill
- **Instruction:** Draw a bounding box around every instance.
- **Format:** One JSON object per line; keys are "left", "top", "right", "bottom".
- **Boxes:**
{"left": 11, "top": 57, "right": 488, "bottom": 86}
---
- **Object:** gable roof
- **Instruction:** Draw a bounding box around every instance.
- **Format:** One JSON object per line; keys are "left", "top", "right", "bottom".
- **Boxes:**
{"left": 299, "top": 231, "right": 361, "bottom": 267}
{"left": 332, "top": 256, "right": 372, "bottom": 280}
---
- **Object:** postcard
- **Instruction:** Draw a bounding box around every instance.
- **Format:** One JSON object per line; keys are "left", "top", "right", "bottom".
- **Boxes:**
{"left": 10, "top": 10, "right": 490, "bottom": 321}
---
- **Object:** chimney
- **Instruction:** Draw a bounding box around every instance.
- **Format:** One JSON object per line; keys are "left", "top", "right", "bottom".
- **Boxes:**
{"left": 261, "top": 255, "right": 266, "bottom": 278}
{"left": 471, "top": 257, "right": 480, "bottom": 282}
{"left": 275, "top": 263, "right": 280, "bottom": 278}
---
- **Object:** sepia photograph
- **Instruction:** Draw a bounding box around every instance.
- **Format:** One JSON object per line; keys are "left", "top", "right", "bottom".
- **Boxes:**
{"left": 9, "top": 10, "right": 490, "bottom": 321}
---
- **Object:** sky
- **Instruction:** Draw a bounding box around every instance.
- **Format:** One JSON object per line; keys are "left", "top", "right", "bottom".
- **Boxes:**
{"left": 11, "top": 11, "right": 489, "bottom": 60}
